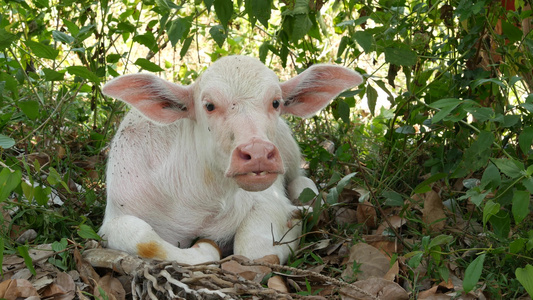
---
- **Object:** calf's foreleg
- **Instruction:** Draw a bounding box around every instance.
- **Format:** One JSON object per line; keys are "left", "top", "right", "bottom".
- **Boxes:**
{"left": 99, "top": 215, "right": 221, "bottom": 265}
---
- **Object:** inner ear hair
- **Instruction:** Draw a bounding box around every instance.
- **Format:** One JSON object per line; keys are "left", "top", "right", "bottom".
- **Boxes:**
{"left": 159, "top": 95, "right": 188, "bottom": 111}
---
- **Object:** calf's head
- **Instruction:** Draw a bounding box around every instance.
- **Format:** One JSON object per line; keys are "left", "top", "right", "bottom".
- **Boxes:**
{"left": 102, "top": 56, "right": 363, "bottom": 191}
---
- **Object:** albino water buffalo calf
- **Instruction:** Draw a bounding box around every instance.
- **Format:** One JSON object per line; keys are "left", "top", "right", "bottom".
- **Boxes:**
{"left": 99, "top": 56, "right": 363, "bottom": 265}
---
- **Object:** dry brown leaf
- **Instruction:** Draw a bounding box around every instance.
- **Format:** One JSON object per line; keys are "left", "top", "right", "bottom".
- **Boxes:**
{"left": 2, "top": 255, "right": 24, "bottom": 267}
{"left": 438, "top": 276, "right": 454, "bottom": 290}
{"left": 0, "top": 279, "right": 40, "bottom": 299}
{"left": 41, "top": 283, "right": 68, "bottom": 298}
{"left": 31, "top": 275, "right": 55, "bottom": 290}
{"left": 26, "top": 152, "right": 50, "bottom": 167}
{"left": 422, "top": 190, "right": 446, "bottom": 232}
{"left": 55, "top": 144, "right": 66, "bottom": 159}
{"left": 54, "top": 272, "right": 76, "bottom": 300}
{"left": 267, "top": 275, "right": 288, "bottom": 293}
{"left": 340, "top": 277, "right": 409, "bottom": 300}
{"left": 82, "top": 248, "right": 144, "bottom": 276}
{"left": 15, "top": 229, "right": 38, "bottom": 244}
{"left": 341, "top": 243, "right": 390, "bottom": 282}
{"left": 336, "top": 207, "right": 358, "bottom": 226}
{"left": 74, "top": 248, "right": 100, "bottom": 286}
{"left": 383, "top": 261, "right": 399, "bottom": 281}
{"left": 94, "top": 275, "right": 126, "bottom": 300}
{"left": 11, "top": 268, "right": 32, "bottom": 280}
{"left": 221, "top": 258, "right": 272, "bottom": 282}
{"left": 356, "top": 200, "right": 377, "bottom": 229}
{"left": 364, "top": 235, "right": 402, "bottom": 257}
{"left": 28, "top": 244, "right": 53, "bottom": 262}
{"left": 376, "top": 215, "right": 406, "bottom": 235}
{"left": 418, "top": 286, "right": 452, "bottom": 300}
{"left": 254, "top": 254, "right": 280, "bottom": 265}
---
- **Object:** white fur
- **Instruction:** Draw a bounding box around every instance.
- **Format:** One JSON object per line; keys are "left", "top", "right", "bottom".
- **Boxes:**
{"left": 99, "top": 56, "right": 363, "bottom": 264}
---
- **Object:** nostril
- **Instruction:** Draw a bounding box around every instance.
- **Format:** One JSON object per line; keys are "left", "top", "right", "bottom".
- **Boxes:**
{"left": 267, "top": 150, "right": 276, "bottom": 160}
{"left": 239, "top": 150, "right": 252, "bottom": 160}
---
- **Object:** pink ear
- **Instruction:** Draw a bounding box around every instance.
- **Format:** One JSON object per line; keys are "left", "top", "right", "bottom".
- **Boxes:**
{"left": 102, "top": 74, "right": 194, "bottom": 124}
{"left": 280, "top": 65, "right": 363, "bottom": 118}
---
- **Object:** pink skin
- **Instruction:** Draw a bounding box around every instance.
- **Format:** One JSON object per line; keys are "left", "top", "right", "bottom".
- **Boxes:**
{"left": 98, "top": 55, "right": 363, "bottom": 265}
{"left": 226, "top": 138, "right": 283, "bottom": 191}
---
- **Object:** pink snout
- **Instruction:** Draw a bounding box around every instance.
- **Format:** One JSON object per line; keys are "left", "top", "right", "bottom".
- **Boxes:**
{"left": 226, "top": 138, "right": 284, "bottom": 191}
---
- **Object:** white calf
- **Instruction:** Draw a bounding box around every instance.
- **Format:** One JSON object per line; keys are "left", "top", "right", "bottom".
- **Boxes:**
{"left": 99, "top": 56, "right": 363, "bottom": 264}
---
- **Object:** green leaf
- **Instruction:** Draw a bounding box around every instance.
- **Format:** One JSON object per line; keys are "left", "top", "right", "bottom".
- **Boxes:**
{"left": 204, "top": 0, "right": 214, "bottom": 11}
{"left": 43, "top": 68, "right": 65, "bottom": 81}
{"left": 52, "top": 30, "right": 75, "bottom": 44}
{"left": 516, "top": 264, "right": 533, "bottom": 297}
{"left": 383, "top": 190, "right": 403, "bottom": 206}
{"left": 78, "top": 224, "right": 101, "bottom": 240}
{"left": 51, "top": 238, "right": 68, "bottom": 252}
{"left": 519, "top": 126, "right": 533, "bottom": 154}
{"left": 63, "top": 19, "right": 79, "bottom": 36}
{"left": 17, "top": 100, "right": 40, "bottom": 120}
{"left": 501, "top": 21, "right": 523, "bottom": 43}
{"left": 326, "top": 186, "right": 339, "bottom": 204}
{"left": 258, "top": 41, "right": 269, "bottom": 63}
{"left": 491, "top": 210, "right": 510, "bottom": 239}
{"left": 214, "top": 0, "right": 233, "bottom": 27}
{"left": 481, "top": 163, "right": 501, "bottom": 190}
{"left": 407, "top": 251, "right": 424, "bottom": 268}
{"left": 133, "top": 33, "right": 158, "bottom": 52}
{"left": 155, "top": 0, "right": 181, "bottom": 11}
{"left": 429, "top": 98, "right": 462, "bottom": 123}
{"left": 24, "top": 40, "right": 59, "bottom": 59}
{"left": 21, "top": 181, "right": 34, "bottom": 202}
{"left": 491, "top": 158, "right": 524, "bottom": 178}
{"left": 209, "top": 25, "right": 227, "bottom": 48}
{"left": 0, "top": 28, "right": 18, "bottom": 50}
{"left": 512, "top": 190, "right": 530, "bottom": 224}
{"left": 524, "top": 177, "right": 533, "bottom": 194}
{"left": 17, "top": 246, "right": 36, "bottom": 276}
{"left": 291, "top": 14, "right": 312, "bottom": 42}
{"left": 0, "top": 168, "right": 22, "bottom": 203}
{"left": 336, "top": 172, "right": 357, "bottom": 192}
{"left": 337, "top": 35, "right": 349, "bottom": 57}
{"left": 366, "top": 84, "right": 378, "bottom": 116}
{"left": 66, "top": 66, "right": 101, "bottom": 83}
{"left": 414, "top": 173, "right": 447, "bottom": 194}
{"left": 337, "top": 99, "right": 350, "bottom": 123}
{"left": 509, "top": 238, "right": 526, "bottom": 254}
{"left": 180, "top": 36, "right": 193, "bottom": 59}
{"left": 0, "top": 134, "right": 15, "bottom": 149}
{"left": 463, "top": 253, "right": 486, "bottom": 293}
{"left": 134, "top": 58, "right": 164, "bottom": 72}
{"left": 34, "top": 185, "right": 51, "bottom": 206}
{"left": 483, "top": 200, "right": 500, "bottom": 226}
{"left": 251, "top": 0, "right": 271, "bottom": 28}
{"left": 384, "top": 46, "right": 417, "bottom": 66}
{"left": 471, "top": 78, "right": 506, "bottom": 89}
{"left": 465, "top": 189, "right": 490, "bottom": 207}
{"left": 428, "top": 235, "right": 453, "bottom": 249}
{"left": 46, "top": 167, "right": 62, "bottom": 186}
{"left": 464, "top": 131, "right": 494, "bottom": 172}
{"left": 352, "top": 31, "right": 372, "bottom": 53}
{"left": 168, "top": 18, "right": 191, "bottom": 47}
{"left": 0, "top": 236, "right": 3, "bottom": 276}
{"left": 298, "top": 187, "right": 317, "bottom": 204}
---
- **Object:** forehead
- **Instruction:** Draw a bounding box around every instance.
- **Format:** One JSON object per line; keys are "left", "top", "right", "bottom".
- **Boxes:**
{"left": 197, "top": 56, "right": 280, "bottom": 100}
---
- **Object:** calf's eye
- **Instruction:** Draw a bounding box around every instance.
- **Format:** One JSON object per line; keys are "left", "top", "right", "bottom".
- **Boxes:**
{"left": 205, "top": 103, "right": 215, "bottom": 112}
{"left": 272, "top": 100, "right": 280, "bottom": 109}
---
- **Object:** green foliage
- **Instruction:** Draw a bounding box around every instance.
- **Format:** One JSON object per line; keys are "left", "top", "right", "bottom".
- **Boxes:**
{"left": 0, "top": 0, "right": 532, "bottom": 297}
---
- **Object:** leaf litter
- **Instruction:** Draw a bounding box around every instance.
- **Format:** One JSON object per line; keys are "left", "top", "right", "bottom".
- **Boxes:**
{"left": 0, "top": 175, "right": 519, "bottom": 299}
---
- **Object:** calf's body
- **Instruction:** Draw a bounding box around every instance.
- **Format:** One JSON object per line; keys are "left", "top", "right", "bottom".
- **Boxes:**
{"left": 100, "top": 56, "right": 362, "bottom": 264}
